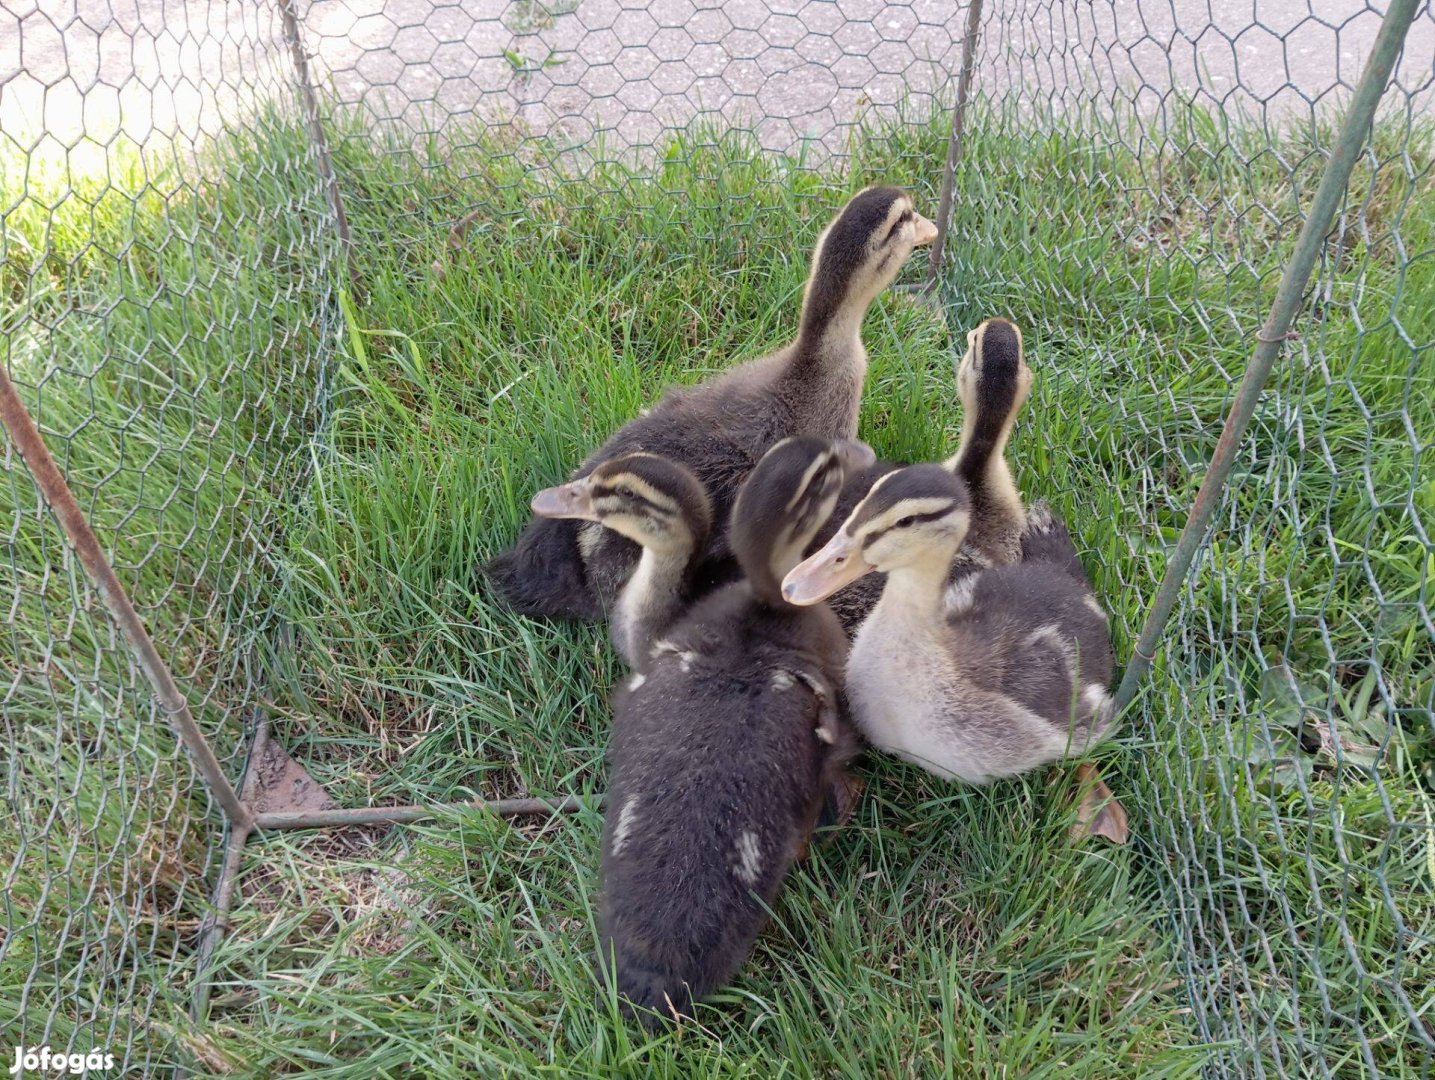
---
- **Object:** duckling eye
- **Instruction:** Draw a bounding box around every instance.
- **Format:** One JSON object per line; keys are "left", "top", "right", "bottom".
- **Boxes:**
{"left": 885, "top": 210, "right": 914, "bottom": 244}
{"left": 616, "top": 485, "right": 637, "bottom": 500}
{"left": 896, "top": 515, "right": 917, "bottom": 528}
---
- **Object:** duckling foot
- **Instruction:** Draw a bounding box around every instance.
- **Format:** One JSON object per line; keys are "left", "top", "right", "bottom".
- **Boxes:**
{"left": 799, "top": 769, "right": 865, "bottom": 863}
{"left": 1068, "top": 762, "right": 1130, "bottom": 845}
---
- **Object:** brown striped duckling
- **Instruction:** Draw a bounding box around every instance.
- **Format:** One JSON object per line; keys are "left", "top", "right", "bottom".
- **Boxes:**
{"left": 600, "top": 436, "right": 872, "bottom": 1027}
{"left": 529, "top": 454, "right": 710, "bottom": 671}
{"left": 783, "top": 466, "right": 1116, "bottom": 785}
{"left": 488, "top": 188, "right": 937, "bottom": 620}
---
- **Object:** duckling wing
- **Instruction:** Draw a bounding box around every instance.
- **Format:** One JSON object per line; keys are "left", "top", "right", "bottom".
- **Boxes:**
{"left": 1016, "top": 502, "right": 1089, "bottom": 582}
{"left": 600, "top": 646, "right": 835, "bottom": 1012}
{"left": 943, "top": 565, "right": 1116, "bottom": 742}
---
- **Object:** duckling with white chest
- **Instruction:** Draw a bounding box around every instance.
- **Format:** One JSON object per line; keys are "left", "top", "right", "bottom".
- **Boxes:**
{"left": 487, "top": 187, "right": 937, "bottom": 620}
{"left": 783, "top": 465, "right": 1116, "bottom": 785}
{"left": 600, "top": 436, "right": 871, "bottom": 1027}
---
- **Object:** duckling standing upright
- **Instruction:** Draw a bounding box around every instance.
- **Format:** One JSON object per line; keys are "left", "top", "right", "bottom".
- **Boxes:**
{"left": 821, "top": 317, "right": 1034, "bottom": 633}
{"left": 943, "top": 317, "right": 1033, "bottom": 568}
{"left": 487, "top": 188, "right": 937, "bottom": 620}
{"left": 783, "top": 469, "right": 1115, "bottom": 784}
{"left": 529, "top": 454, "right": 711, "bottom": 670}
{"left": 600, "top": 436, "right": 870, "bottom": 1027}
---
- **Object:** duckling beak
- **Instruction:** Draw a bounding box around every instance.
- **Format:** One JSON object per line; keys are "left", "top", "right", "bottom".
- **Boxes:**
{"left": 530, "top": 478, "right": 598, "bottom": 521}
{"left": 911, "top": 213, "right": 938, "bottom": 247}
{"left": 782, "top": 532, "right": 873, "bottom": 606}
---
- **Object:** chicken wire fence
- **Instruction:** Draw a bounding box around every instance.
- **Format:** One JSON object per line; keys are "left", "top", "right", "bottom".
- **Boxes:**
{"left": 1, "top": 0, "right": 1431, "bottom": 1075}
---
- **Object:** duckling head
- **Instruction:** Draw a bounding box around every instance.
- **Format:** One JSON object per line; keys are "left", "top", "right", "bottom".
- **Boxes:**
{"left": 530, "top": 454, "right": 711, "bottom": 557}
{"left": 798, "top": 186, "right": 938, "bottom": 347}
{"left": 782, "top": 464, "right": 972, "bottom": 605}
{"left": 952, "top": 317, "right": 1034, "bottom": 465}
{"left": 730, "top": 436, "right": 876, "bottom": 603}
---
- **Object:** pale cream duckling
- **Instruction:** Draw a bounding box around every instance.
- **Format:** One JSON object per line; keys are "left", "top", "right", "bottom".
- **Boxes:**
{"left": 783, "top": 466, "right": 1116, "bottom": 784}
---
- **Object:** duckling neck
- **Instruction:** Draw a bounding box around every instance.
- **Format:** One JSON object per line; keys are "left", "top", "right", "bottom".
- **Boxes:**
{"left": 796, "top": 299, "right": 866, "bottom": 357}
{"left": 793, "top": 260, "right": 878, "bottom": 365}
{"left": 875, "top": 557, "right": 954, "bottom": 620}
{"left": 949, "top": 409, "right": 1024, "bottom": 528}
{"left": 952, "top": 408, "right": 1015, "bottom": 484}
{"left": 737, "top": 547, "right": 793, "bottom": 611}
{"left": 612, "top": 545, "right": 692, "bottom": 666}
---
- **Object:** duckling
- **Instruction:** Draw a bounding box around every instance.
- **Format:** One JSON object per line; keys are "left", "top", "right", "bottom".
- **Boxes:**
{"left": 943, "top": 316, "right": 1033, "bottom": 567}
{"left": 819, "top": 316, "right": 1034, "bottom": 633}
{"left": 600, "top": 436, "right": 871, "bottom": 1027}
{"left": 782, "top": 467, "right": 1115, "bottom": 784}
{"left": 487, "top": 188, "right": 938, "bottom": 620}
{"left": 529, "top": 454, "right": 710, "bottom": 671}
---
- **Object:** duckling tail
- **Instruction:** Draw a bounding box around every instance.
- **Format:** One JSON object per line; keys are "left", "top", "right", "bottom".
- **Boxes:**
{"left": 612, "top": 959, "right": 694, "bottom": 1030}
{"left": 484, "top": 516, "right": 603, "bottom": 620}
{"left": 1018, "top": 501, "right": 1086, "bottom": 581}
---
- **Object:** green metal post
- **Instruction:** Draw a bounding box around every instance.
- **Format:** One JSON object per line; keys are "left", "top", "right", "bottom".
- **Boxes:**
{"left": 1113, "top": 0, "right": 1422, "bottom": 710}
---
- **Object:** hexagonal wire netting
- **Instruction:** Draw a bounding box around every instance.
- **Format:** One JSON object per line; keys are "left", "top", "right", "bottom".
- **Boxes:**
{"left": 1, "top": 0, "right": 1431, "bottom": 1075}
{"left": 2, "top": 0, "right": 342, "bottom": 1073}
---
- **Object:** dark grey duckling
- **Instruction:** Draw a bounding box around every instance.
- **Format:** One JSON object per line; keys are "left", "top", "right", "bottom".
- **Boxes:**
{"left": 599, "top": 436, "right": 872, "bottom": 1027}
{"left": 487, "top": 188, "right": 937, "bottom": 620}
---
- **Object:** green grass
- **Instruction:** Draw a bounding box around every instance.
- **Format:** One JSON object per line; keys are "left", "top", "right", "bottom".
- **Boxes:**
{"left": 2, "top": 116, "right": 336, "bottom": 1066}
{"left": 2, "top": 96, "right": 1432, "bottom": 1077}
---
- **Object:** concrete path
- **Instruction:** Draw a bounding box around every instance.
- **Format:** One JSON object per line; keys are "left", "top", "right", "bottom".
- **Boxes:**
{"left": 3, "top": 0, "right": 1432, "bottom": 169}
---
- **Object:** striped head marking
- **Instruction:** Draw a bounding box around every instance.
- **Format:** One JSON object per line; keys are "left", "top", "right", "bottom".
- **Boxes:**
{"left": 730, "top": 436, "right": 875, "bottom": 593}
{"left": 530, "top": 454, "right": 711, "bottom": 554}
{"left": 783, "top": 464, "right": 971, "bottom": 605}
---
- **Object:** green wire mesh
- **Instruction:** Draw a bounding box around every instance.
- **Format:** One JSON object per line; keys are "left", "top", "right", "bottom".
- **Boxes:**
{"left": 941, "top": 4, "right": 1434, "bottom": 1075}
{"left": 1, "top": 0, "right": 1431, "bottom": 1075}
{"left": 1, "top": 1, "right": 339, "bottom": 1069}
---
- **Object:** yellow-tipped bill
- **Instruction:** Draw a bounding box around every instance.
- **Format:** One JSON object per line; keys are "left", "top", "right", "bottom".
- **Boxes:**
{"left": 531, "top": 477, "right": 597, "bottom": 521}
{"left": 912, "top": 213, "right": 939, "bottom": 247}
{"left": 782, "top": 529, "right": 874, "bottom": 606}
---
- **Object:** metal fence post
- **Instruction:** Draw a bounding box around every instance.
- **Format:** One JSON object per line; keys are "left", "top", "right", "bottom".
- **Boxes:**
{"left": 1112, "top": 0, "right": 1423, "bottom": 710}
{"left": 278, "top": 0, "right": 354, "bottom": 279}
{"left": 924, "top": 0, "right": 984, "bottom": 293}
{"left": 0, "top": 365, "right": 252, "bottom": 830}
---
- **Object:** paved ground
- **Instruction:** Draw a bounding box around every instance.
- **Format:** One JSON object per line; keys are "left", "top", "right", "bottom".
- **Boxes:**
{"left": 3, "top": 0, "right": 1433, "bottom": 170}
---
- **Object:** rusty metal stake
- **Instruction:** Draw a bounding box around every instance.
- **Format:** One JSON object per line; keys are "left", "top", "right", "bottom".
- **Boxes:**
{"left": 251, "top": 793, "right": 604, "bottom": 831}
{"left": 188, "top": 820, "right": 252, "bottom": 1025}
{"left": 923, "top": 0, "right": 984, "bottom": 294}
{"left": 0, "top": 364, "right": 252, "bottom": 830}
{"left": 279, "top": 0, "right": 354, "bottom": 282}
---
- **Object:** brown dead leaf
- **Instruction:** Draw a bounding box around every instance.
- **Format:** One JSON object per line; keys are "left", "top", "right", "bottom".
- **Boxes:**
{"left": 1069, "top": 762, "right": 1130, "bottom": 845}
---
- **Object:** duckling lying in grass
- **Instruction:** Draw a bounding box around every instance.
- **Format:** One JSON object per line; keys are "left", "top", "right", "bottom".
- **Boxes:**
{"left": 599, "top": 436, "right": 871, "bottom": 1027}
{"left": 529, "top": 454, "right": 711, "bottom": 671}
{"left": 488, "top": 187, "right": 936, "bottom": 621}
{"left": 783, "top": 468, "right": 1116, "bottom": 785}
